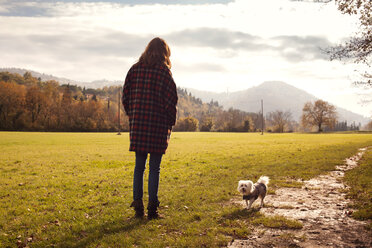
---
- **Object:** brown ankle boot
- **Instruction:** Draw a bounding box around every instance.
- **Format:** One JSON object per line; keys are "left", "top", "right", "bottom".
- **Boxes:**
{"left": 147, "top": 201, "right": 162, "bottom": 220}
{"left": 130, "top": 200, "right": 144, "bottom": 218}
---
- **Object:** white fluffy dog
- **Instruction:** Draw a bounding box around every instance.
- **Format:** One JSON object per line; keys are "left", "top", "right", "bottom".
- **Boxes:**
{"left": 237, "top": 176, "right": 270, "bottom": 209}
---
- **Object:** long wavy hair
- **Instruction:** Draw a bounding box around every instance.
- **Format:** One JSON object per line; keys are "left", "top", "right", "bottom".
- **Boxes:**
{"left": 138, "top": 37, "right": 171, "bottom": 69}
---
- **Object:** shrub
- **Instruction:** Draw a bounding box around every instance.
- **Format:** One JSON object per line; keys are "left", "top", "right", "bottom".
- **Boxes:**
{"left": 174, "top": 117, "right": 199, "bottom": 131}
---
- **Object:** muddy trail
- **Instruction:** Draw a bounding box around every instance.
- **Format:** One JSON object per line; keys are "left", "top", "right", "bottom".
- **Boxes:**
{"left": 228, "top": 148, "right": 372, "bottom": 248}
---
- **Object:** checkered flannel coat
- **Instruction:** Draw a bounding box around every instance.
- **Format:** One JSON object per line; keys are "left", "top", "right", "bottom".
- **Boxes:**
{"left": 122, "top": 62, "right": 178, "bottom": 154}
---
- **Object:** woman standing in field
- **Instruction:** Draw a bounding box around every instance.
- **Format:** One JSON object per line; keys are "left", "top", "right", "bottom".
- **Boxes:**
{"left": 122, "top": 37, "right": 178, "bottom": 219}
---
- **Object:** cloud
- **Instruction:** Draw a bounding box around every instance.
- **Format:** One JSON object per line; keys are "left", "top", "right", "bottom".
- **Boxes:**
{"left": 0, "top": 30, "right": 152, "bottom": 60}
{"left": 0, "top": 28, "right": 154, "bottom": 81}
{"left": 166, "top": 28, "right": 270, "bottom": 51}
{"left": 0, "top": 0, "right": 234, "bottom": 23}
{"left": 273, "top": 35, "right": 332, "bottom": 62}
{"left": 166, "top": 28, "right": 333, "bottom": 62}
{"left": 0, "top": 1, "right": 53, "bottom": 17}
{"left": 0, "top": 26, "right": 334, "bottom": 83}
{"left": 0, "top": 0, "right": 234, "bottom": 17}
{"left": 7, "top": 0, "right": 233, "bottom": 4}
{"left": 0, "top": 28, "right": 230, "bottom": 77}
{"left": 175, "top": 62, "right": 227, "bottom": 73}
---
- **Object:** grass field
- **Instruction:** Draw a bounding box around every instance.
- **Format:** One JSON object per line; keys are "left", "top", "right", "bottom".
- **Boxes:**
{"left": 0, "top": 132, "right": 371, "bottom": 247}
{"left": 344, "top": 146, "right": 372, "bottom": 227}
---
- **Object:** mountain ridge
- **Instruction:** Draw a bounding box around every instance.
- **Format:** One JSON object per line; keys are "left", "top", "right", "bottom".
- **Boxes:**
{"left": 187, "top": 81, "right": 369, "bottom": 125}
{"left": 0, "top": 68, "right": 121, "bottom": 88}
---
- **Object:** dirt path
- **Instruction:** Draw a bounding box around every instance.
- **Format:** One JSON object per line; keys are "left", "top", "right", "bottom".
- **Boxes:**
{"left": 228, "top": 148, "right": 372, "bottom": 248}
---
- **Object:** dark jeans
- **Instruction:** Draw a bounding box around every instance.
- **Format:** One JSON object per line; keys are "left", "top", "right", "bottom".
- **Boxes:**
{"left": 133, "top": 152, "right": 163, "bottom": 203}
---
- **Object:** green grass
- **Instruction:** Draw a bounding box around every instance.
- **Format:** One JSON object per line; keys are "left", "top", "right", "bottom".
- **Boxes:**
{"left": 343, "top": 148, "right": 372, "bottom": 228}
{"left": 0, "top": 132, "right": 371, "bottom": 247}
{"left": 251, "top": 215, "right": 303, "bottom": 229}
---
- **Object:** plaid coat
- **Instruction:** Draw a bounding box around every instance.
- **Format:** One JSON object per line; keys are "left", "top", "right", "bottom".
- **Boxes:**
{"left": 122, "top": 62, "right": 178, "bottom": 154}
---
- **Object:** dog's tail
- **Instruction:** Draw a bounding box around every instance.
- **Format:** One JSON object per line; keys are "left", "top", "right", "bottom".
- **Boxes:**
{"left": 258, "top": 176, "right": 269, "bottom": 186}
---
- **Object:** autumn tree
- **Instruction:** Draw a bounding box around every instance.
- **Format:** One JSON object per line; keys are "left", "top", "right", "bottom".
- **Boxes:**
{"left": 174, "top": 117, "right": 199, "bottom": 131}
{"left": 25, "top": 86, "right": 46, "bottom": 126}
{"left": 242, "top": 116, "right": 254, "bottom": 132}
{"left": 301, "top": 100, "right": 337, "bottom": 132}
{"left": 40, "top": 81, "right": 60, "bottom": 130}
{"left": 330, "top": 0, "right": 371, "bottom": 63}
{"left": 23, "top": 72, "right": 40, "bottom": 86}
{"left": 266, "top": 110, "right": 292, "bottom": 133}
{"left": 287, "top": 120, "right": 300, "bottom": 132}
{"left": 0, "top": 82, "right": 26, "bottom": 129}
{"left": 221, "top": 108, "right": 247, "bottom": 132}
{"left": 308, "top": 0, "right": 372, "bottom": 88}
{"left": 200, "top": 116, "right": 214, "bottom": 131}
{"left": 332, "top": 0, "right": 371, "bottom": 89}
{"left": 365, "top": 120, "right": 372, "bottom": 131}
{"left": 250, "top": 112, "right": 263, "bottom": 132}
{"left": 1, "top": 71, "right": 24, "bottom": 84}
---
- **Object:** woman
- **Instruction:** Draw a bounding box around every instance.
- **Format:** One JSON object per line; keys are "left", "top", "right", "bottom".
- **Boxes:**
{"left": 122, "top": 37, "right": 178, "bottom": 219}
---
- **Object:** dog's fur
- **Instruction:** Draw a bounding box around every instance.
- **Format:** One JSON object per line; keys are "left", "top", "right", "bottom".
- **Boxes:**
{"left": 237, "top": 176, "right": 269, "bottom": 209}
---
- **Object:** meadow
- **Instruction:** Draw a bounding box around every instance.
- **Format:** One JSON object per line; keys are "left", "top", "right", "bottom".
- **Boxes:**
{"left": 0, "top": 132, "right": 371, "bottom": 247}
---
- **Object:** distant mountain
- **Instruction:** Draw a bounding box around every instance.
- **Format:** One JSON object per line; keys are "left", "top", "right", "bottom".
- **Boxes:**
{"left": 86, "top": 79, "right": 122, "bottom": 88}
{"left": 188, "top": 81, "right": 370, "bottom": 125}
{"left": 0, "top": 68, "right": 122, "bottom": 88}
{"left": 0, "top": 68, "right": 80, "bottom": 85}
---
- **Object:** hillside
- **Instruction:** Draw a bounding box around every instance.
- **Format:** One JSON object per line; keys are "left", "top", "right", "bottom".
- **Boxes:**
{"left": 188, "top": 81, "right": 370, "bottom": 125}
{"left": 0, "top": 68, "right": 120, "bottom": 89}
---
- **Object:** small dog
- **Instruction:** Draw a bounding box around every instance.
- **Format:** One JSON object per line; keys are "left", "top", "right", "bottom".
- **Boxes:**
{"left": 237, "top": 176, "right": 269, "bottom": 209}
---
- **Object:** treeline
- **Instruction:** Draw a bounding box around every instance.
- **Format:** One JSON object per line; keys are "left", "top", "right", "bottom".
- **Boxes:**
{"left": 175, "top": 88, "right": 263, "bottom": 132}
{"left": 324, "top": 121, "right": 361, "bottom": 132}
{"left": 0, "top": 71, "right": 128, "bottom": 131}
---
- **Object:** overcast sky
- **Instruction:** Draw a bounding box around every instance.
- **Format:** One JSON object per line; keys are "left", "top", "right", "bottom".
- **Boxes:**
{"left": 0, "top": 0, "right": 371, "bottom": 117}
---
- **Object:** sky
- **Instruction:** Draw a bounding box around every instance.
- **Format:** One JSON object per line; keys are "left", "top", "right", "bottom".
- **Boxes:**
{"left": 0, "top": 0, "right": 371, "bottom": 117}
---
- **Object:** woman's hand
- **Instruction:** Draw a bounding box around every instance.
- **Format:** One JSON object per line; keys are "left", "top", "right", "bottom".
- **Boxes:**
{"left": 167, "top": 129, "right": 171, "bottom": 142}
